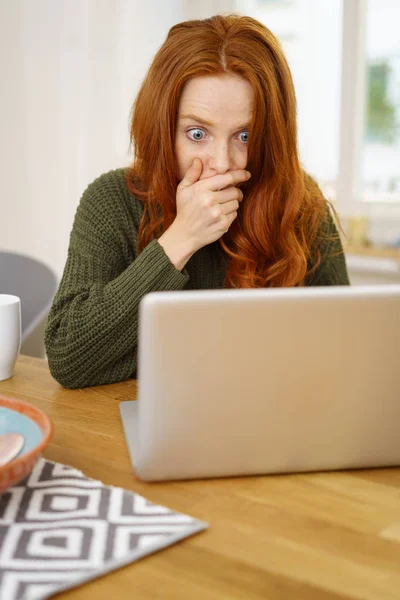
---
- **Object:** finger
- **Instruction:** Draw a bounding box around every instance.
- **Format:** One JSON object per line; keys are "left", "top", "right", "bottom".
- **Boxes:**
{"left": 211, "top": 200, "right": 239, "bottom": 219}
{"left": 214, "top": 186, "right": 244, "bottom": 204}
{"left": 221, "top": 199, "right": 240, "bottom": 215}
{"left": 205, "top": 169, "right": 251, "bottom": 192}
{"left": 179, "top": 158, "right": 203, "bottom": 188}
{"left": 221, "top": 212, "right": 238, "bottom": 234}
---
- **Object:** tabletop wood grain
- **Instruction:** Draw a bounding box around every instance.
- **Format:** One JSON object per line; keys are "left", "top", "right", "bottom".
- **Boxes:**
{"left": 1, "top": 355, "right": 400, "bottom": 599}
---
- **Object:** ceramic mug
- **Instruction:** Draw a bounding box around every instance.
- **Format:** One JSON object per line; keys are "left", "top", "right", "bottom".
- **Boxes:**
{"left": 0, "top": 295, "right": 21, "bottom": 381}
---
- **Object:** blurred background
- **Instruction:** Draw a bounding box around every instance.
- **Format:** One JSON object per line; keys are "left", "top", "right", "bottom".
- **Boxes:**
{"left": 1, "top": 0, "right": 400, "bottom": 304}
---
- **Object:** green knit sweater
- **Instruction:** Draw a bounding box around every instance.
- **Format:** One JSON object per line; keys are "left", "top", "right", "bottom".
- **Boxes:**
{"left": 45, "top": 168, "right": 350, "bottom": 388}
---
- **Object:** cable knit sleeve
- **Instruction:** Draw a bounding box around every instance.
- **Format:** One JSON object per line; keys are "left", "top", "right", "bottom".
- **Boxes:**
{"left": 45, "top": 170, "right": 189, "bottom": 389}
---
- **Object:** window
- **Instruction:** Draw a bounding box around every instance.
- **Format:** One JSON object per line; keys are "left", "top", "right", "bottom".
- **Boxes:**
{"left": 362, "top": 0, "right": 400, "bottom": 201}
{"left": 235, "top": 0, "right": 343, "bottom": 199}
{"left": 235, "top": 0, "right": 400, "bottom": 217}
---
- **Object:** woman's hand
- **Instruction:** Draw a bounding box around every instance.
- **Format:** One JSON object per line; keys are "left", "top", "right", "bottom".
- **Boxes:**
{"left": 158, "top": 158, "right": 251, "bottom": 270}
{"left": 176, "top": 158, "right": 250, "bottom": 249}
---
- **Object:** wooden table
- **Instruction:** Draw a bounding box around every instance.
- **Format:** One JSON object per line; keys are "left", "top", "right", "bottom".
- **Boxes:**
{"left": 1, "top": 356, "right": 400, "bottom": 599}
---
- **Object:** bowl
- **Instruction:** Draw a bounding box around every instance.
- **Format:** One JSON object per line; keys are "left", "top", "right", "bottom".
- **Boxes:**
{"left": 0, "top": 394, "right": 53, "bottom": 493}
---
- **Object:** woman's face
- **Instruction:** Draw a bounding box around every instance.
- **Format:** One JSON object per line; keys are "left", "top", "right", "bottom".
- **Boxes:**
{"left": 175, "top": 74, "right": 254, "bottom": 180}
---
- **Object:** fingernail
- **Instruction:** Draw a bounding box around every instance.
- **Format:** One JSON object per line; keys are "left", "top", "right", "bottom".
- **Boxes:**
{"left": 246, "top": 171, "right": 251, "bottom": 178}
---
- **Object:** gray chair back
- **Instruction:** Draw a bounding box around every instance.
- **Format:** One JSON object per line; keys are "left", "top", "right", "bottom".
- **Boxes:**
{"left": 0, "top": 252, "right": 58, "bottom": 358}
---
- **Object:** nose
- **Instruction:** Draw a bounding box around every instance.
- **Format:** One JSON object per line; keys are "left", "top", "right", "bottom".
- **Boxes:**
{"left": 210, "top": 140, "right": 232, "bottom": 174}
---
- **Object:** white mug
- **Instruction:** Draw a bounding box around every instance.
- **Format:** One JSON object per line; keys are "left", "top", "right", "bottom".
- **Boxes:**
{"left": 0, "top": 295, "right": 21, "bottom": 381}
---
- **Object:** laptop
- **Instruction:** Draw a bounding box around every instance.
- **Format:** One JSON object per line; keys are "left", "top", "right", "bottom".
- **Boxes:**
{"left": 120, "top": 285, "right": 400, "bottom": 481}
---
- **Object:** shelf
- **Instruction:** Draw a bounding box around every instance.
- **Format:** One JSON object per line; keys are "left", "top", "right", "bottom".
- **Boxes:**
{"left": 343, "top": 244, "right": 400, "bottom": 262}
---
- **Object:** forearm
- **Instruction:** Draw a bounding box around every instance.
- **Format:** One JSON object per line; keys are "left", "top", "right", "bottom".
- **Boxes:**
{"left": 158, "top": 222, "right": 197, "bottom": 271}
{"left": 45, "top": 240, "right": 189, "bottom": 388}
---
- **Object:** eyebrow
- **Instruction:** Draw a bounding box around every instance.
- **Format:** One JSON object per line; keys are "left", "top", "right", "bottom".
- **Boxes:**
{"left": 180, "top": 113, "right": 251, "bottom": 130}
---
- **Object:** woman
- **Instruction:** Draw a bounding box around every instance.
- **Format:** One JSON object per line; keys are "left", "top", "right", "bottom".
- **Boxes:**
{"left": 45, "top": 14, "right": 349, "bottom": 389}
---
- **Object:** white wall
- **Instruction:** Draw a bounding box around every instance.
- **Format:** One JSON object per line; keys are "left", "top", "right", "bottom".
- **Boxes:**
{"left": 0, "top": 0, "right": 233, "bottom": 280}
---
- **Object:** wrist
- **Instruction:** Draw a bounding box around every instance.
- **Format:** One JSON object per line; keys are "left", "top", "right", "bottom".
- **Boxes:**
{"left": 158, "top": 223, "right": 197, "bottom": 271}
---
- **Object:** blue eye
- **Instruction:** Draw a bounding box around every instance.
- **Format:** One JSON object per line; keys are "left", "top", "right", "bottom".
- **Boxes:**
{"left": 187, "top": 128, "right": 206, "bottom": 142}
{"left": 238, "top": 131, "right": 249, "bottom": 143}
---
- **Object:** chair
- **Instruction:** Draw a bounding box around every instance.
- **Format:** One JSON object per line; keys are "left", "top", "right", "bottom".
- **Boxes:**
{"left": 0, "top": 252, "right": 58, "bottom": 358}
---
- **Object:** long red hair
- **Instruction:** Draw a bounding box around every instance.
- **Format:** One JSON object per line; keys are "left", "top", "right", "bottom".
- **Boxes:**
{"left": 127, "top": 14, "right": 334, "bottom": 287}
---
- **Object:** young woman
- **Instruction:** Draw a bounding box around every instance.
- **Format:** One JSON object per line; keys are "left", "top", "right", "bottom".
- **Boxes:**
{"left": 45, "top": 14, "right": 349, "bottom": 389}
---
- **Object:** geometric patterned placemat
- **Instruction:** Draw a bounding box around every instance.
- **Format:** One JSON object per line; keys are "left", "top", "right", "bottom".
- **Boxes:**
{"left": 0, "top": 459, "right": 208, "bottom": 600}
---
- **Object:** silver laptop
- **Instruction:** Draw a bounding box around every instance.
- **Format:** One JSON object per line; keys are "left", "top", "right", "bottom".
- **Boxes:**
{"left": 120, "top": 285, "right": 400, "bottom": 481}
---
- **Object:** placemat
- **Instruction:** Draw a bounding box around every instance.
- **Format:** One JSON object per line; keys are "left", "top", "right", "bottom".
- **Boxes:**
{"left": 0, "top": 459, "right": 208, "bottom": 600}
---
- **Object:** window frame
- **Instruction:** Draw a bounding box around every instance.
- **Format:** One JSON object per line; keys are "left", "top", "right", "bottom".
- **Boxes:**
{"left": 337, "top": 0, "right": 400, "bottom": 216}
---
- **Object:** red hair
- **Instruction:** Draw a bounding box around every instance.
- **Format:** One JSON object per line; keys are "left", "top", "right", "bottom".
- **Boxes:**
{"left": 127, "top": 14, "right": 334, "bottom": 287}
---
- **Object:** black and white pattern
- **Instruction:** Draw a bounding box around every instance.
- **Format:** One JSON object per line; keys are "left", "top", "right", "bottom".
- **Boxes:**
{"left": 0, "top": 459, "right": 207, "bottom": 600}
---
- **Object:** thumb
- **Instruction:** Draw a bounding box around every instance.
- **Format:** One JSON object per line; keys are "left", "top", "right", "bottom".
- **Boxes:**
{"left": 179, "top": 158, "right": 203, "bottom": 188}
